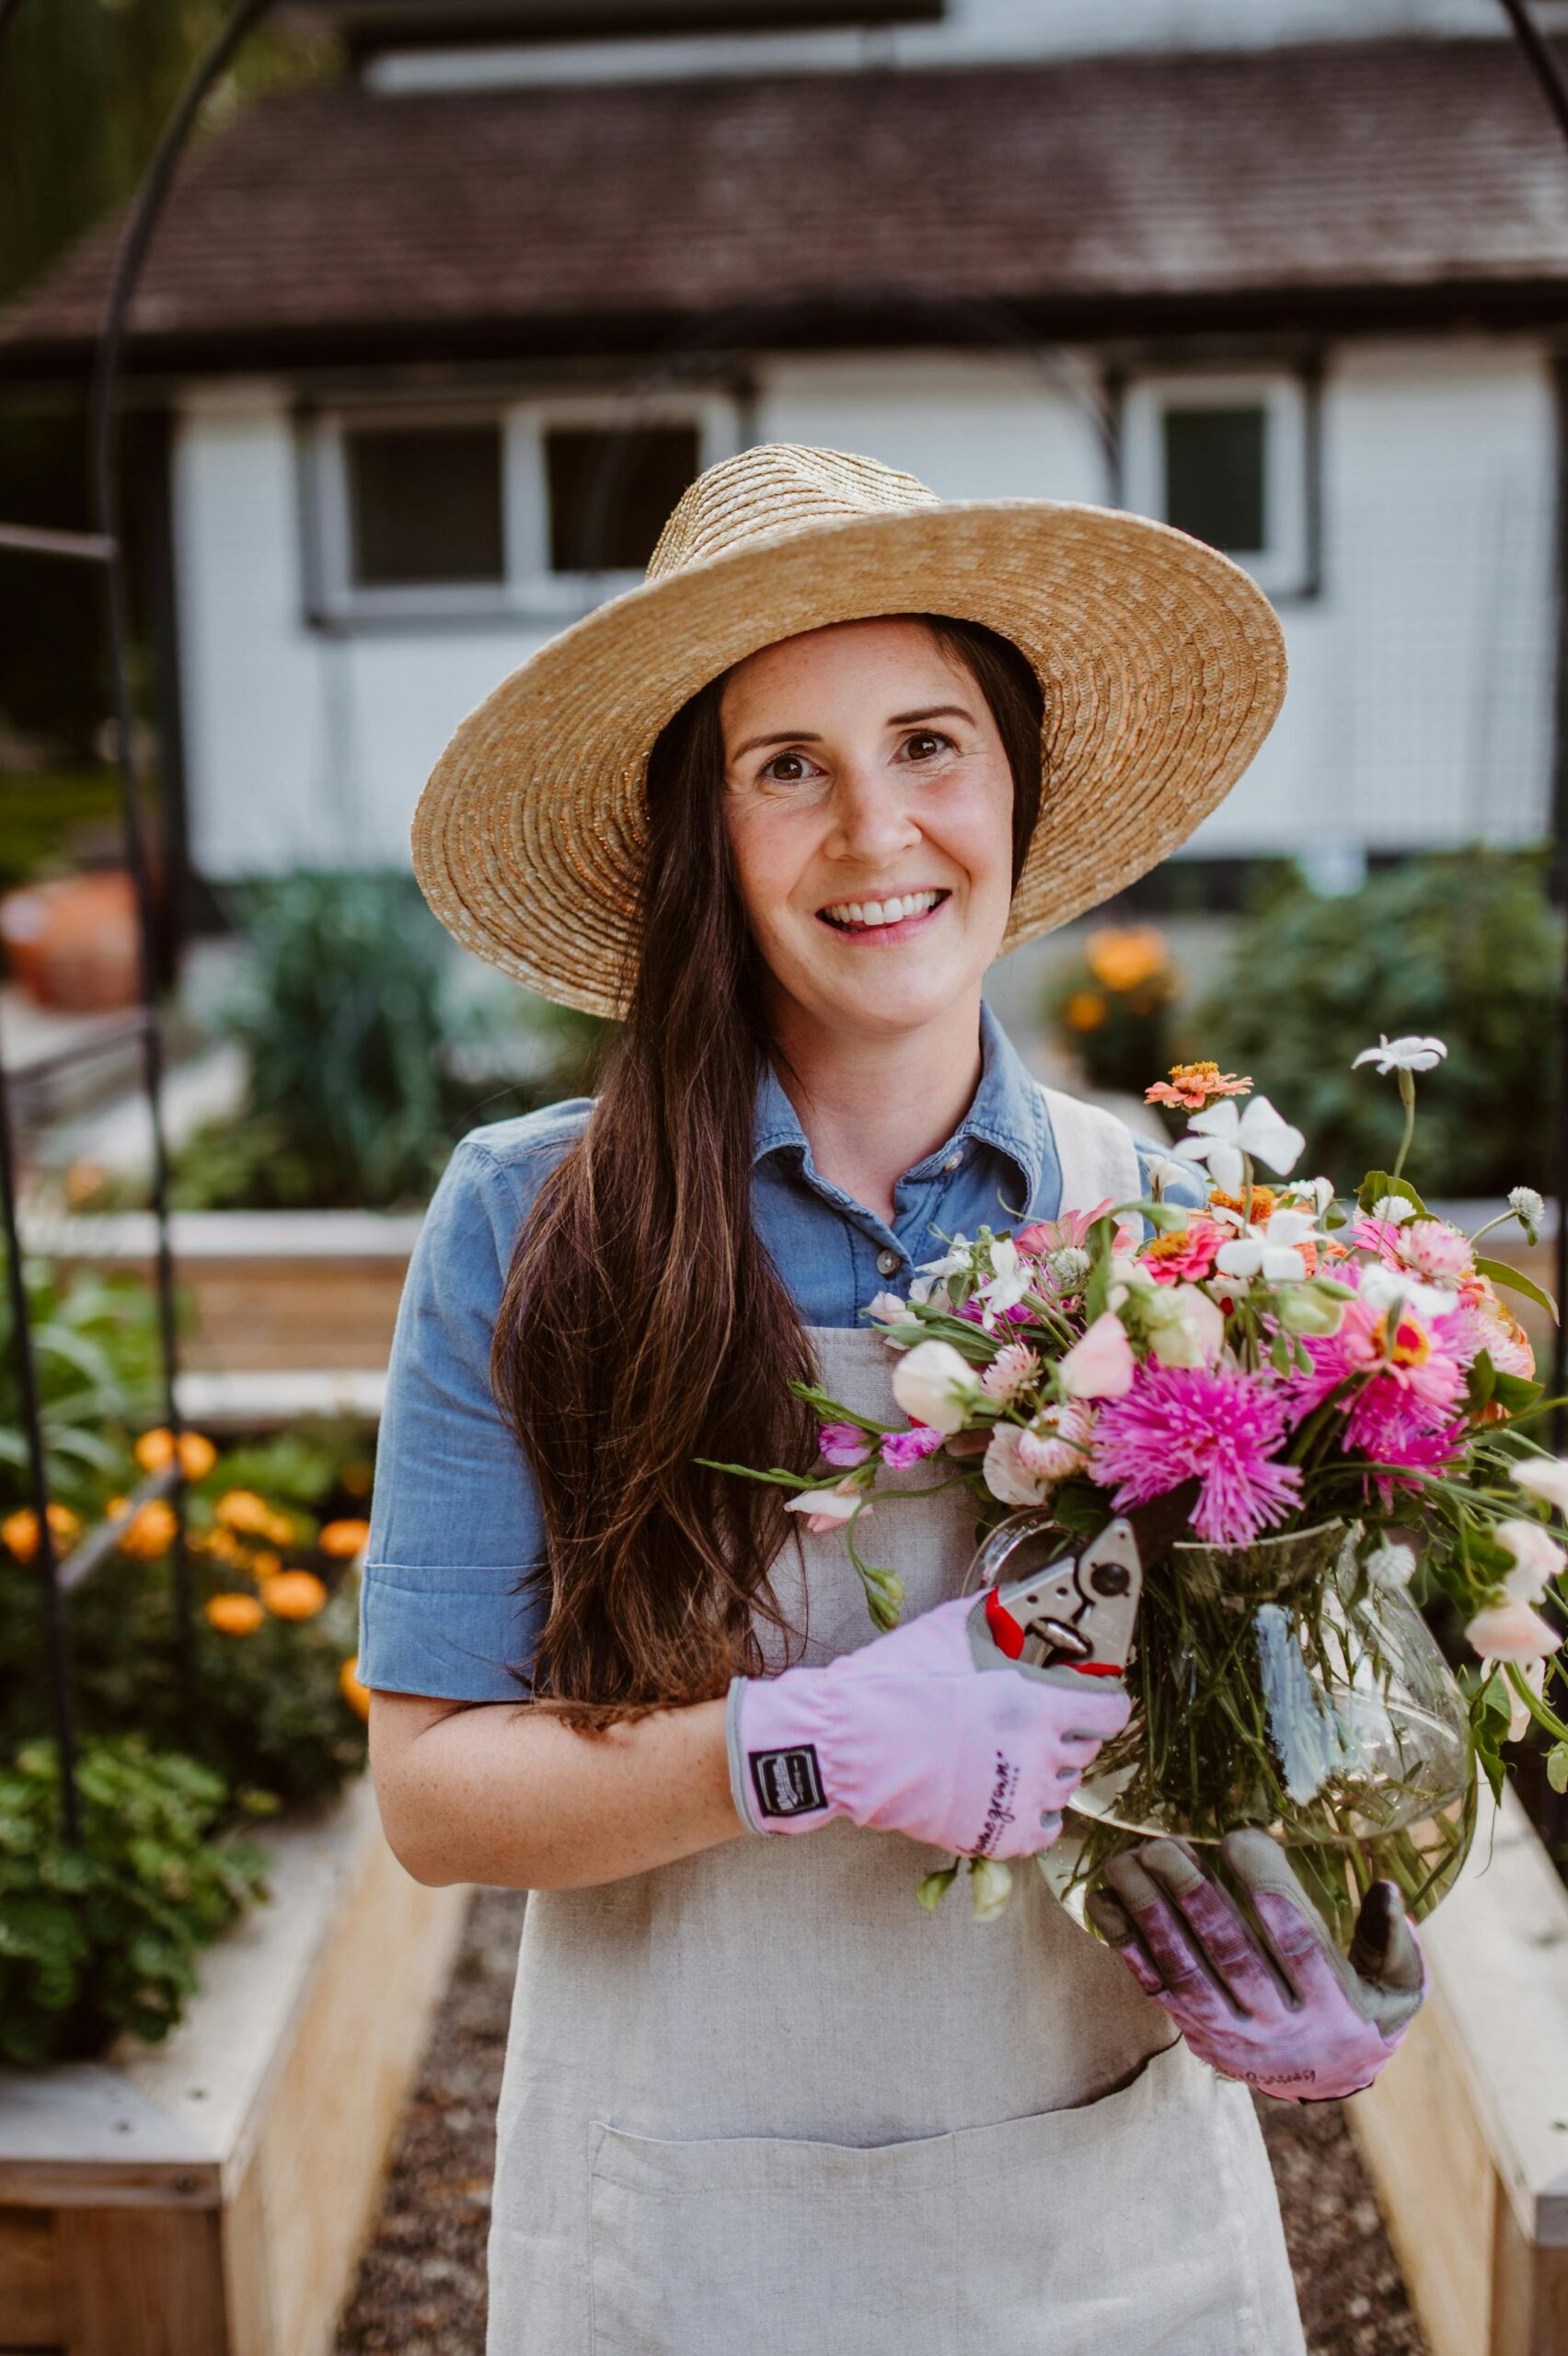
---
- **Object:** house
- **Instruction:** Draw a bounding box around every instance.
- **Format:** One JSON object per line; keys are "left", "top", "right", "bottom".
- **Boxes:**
{"left": 4, "top": 0, "right": 1568, "bottom": 907}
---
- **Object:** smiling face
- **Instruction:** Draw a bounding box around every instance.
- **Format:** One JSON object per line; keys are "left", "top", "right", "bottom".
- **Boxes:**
{"left": 720, "top": 618, "right": 1020, "bottom": 1051}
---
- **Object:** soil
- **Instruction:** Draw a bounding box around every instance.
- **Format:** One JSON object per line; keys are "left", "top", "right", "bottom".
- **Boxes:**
{"left": 334, "top": 1888, "right": 1427, "bottom": 2356}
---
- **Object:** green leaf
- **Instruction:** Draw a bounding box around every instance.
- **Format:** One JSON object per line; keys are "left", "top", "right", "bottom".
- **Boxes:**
{"left": 1551, "top": 1744, "right": 1568, "bottom": 1796}
{"left": 1475, "top": 1255, "right": 1559, "bottom": 1322}
{"left": 1466, "top": 1351, "right": 1497, "bottom": 1415}
{"left": 1494, "top": 1370, "right": 1545, "bottom": 1415}
{"left": 1356, "top": 1172, "right": 1430, "bottom": 1218}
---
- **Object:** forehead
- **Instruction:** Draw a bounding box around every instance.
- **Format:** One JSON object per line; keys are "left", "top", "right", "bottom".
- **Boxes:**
{"left": 719, "top": 617, "right": 971, "bottom": 733}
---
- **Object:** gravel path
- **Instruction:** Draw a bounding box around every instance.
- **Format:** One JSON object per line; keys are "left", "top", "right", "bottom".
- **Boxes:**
{"left": 334, "top": 1888, "right": 1426, "bottom": 2354}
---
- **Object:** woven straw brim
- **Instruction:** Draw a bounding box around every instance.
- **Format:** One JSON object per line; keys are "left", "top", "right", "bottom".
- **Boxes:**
{"left": 412, "top": 500, "right": 1286, "bottom": 1020}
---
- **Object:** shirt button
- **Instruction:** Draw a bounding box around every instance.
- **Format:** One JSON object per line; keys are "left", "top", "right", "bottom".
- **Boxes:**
{"left": 876, "top": 1249, "right": 901, "bottom": 1277}
{"left": 941, "top": 1149, "right": 963, "bottom": 1172}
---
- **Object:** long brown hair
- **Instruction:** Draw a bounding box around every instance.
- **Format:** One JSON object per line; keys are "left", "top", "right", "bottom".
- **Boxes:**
{"left": 493, "top": 615, "right": 1043, "bottom": 1725}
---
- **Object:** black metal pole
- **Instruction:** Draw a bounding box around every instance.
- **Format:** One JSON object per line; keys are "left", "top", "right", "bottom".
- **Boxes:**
{"left": 85, "top": 0, "right": 277, "bottom": 1735}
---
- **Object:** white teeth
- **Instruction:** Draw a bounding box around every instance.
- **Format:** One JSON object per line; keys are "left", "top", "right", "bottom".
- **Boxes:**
{"left": 822, "top": 889, "right": 941, "bottom": 930}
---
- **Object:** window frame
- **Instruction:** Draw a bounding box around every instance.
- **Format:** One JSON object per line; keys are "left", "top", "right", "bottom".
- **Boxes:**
{"left": 303, "top": 392, "right": 739, "bottom": 628}
{"left": 1119, "top": 370, "right": 1315, "bottom": 601}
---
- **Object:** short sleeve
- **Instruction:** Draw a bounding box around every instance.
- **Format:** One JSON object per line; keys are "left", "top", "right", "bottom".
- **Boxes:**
{"left": 361, "top": 1129, "right": 561, "bottom": 1701}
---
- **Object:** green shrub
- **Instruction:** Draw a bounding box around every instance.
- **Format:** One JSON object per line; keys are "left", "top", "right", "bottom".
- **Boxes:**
{"left": 0, "top": 1253, "right": 162, "bottom": 1511}
{"left": 1190, "top": 851, "right": 1561, "bottom": 1197}
{"left": 0, "top": 1734, "right": 271, "bottom": 2063}
{"left": 170, "top": 870, "right": 607, "bottom": 1210}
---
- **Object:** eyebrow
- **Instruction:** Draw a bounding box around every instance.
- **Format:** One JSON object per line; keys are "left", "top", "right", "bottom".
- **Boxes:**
{"left": 728, "top": 704, "right": 977, "bottom": 760}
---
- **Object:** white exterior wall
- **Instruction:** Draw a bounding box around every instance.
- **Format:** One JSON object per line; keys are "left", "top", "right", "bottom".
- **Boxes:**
{"left": 371, "top": 0, "right": 1551, "bottom": 92}
{"left": 172, "top": 341, "right": 1556, "bottom": 884}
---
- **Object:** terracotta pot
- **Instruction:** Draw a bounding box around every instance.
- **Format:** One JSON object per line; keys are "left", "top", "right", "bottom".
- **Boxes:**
{"left": 0, "top": 872, "right": 144, "bottom": 1011}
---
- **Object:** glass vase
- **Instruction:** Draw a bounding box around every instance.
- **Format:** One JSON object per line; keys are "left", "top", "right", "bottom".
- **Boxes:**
{"left": 1027, "top": 1517, "right": 1477, "bottom": 1954}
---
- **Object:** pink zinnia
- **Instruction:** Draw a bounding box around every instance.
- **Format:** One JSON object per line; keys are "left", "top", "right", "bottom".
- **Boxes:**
{"left": 1090, "top": 1363, "right": 1303, "bottom": 1549}
{"left": 1342, "top": 1383, "right": 1465, "bottom": 1485}
{"left": 880, "top": 1424, "right": 946, "bottom": 1469}
{"left": 1139, "top": 1215, "right": 1226, "bottom": 1287}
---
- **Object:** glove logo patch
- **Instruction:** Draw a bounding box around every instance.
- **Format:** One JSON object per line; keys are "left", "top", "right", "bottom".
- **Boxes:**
{"left": 750, "top": 1744, "right": 827, "bottom": 1819}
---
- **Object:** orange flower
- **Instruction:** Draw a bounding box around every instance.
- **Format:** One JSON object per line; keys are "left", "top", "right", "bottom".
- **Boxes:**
{"left": 319, "top": 1518, "right": 371, "bottom": 1560}
{"left": 1063, "top": 989, "right": 1107, "bottom": 1034}
{"left": 340, "top": 1655, "right": 372, "bottom": 1720}
{"left": 1208, "top": 1184, "right": 1278, "bottom": 1226}
{"left": 1085, "top": 924, "right": 1170, "bottom": 995}
{"left": 340, "top": 1461, "right": 373, "bottom": 1499}
{"left": 252, "top": 1548, "right": 283, "bottom": 1579}
{"left": 205, "top": 1591, "right": 264, "bottom": 1636}
{"left": 215, "top": 1489, "right": 274, "bottom": 1535}
{"left": 64, "top": 1158, "right": 107, "bottom": 1209}
{"left": 1, "top": 1503, "right": 81, "bottom": 1562}
{"left": 1145, "top": 1060, "right": 1253, "bottom": 1112}
{"left": 262, "top": 1569, "right": 329, "bottom": 1622}
{"left": 118, "top": 1499, "right": 179, "bottom": 1560}
{"left": 134, "top": 1426, "right": 218, "bottom": 1481}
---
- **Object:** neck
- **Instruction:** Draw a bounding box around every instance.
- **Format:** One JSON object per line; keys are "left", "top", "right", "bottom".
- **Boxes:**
{"left": 769, "top": 994, "right": 986, "bottom": 1226}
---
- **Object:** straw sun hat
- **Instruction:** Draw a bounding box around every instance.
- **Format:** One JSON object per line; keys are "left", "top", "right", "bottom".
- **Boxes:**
{"left": 412, "top": 442, "right": 1286, "bottom": 1020}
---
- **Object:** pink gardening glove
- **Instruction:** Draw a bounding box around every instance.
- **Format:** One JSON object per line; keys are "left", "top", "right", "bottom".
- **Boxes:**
{"left": 727, "top": 1591, "right": 1129, "bottom": 1857}
{"left": 1085, "top": 1830, "right": 1425, "bottom": 2102}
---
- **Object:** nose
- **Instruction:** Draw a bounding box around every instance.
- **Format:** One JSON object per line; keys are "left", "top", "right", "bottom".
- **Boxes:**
{"left": 824, "top": 758, "right": 921, "bottom": 870}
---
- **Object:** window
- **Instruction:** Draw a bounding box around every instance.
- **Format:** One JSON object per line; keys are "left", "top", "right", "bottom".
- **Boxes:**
{"left": 345, "top": 422, "right": 505, "bottom": 587}
{"left": 544, "top": 422, "right": 701, "bottom": 573}
{"left": 307, "top": 398, "right": 729, "bottom": 623}
{"left": 1121, "top": 374, "right": 1313, "bottom": 599}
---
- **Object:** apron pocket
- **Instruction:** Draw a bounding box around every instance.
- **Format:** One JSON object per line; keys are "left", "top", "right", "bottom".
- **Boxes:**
{"left": 951, "top": 2038, "right": 1299, "bottom": 2356}
{"left": 588, "top": 2117, "right": 959, "bottom": 2356}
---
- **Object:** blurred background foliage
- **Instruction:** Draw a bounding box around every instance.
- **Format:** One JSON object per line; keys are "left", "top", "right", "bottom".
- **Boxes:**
{"left": 161, "top": 871, "right": 608, "bottom": 1209}
{"left": 1189, "top": 849, "right": 1559, "bottom": 1196}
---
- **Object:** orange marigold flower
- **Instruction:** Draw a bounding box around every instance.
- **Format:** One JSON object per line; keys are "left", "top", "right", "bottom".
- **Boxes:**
{"left": 1, "top": 1503, "right": 81, "bottom": 1562}
{"left": 262, "top": 1569, "right": 329, "bottom": 1622}
{"left": 1084, "top": 924, "right": 1171, "bottom": 995}
{"left": 340, "top": 1655, "right": 372, "bottom": 1720}
{"left": 215, "top": 1489, "right": 275, "bottom": 1534}
{"left": 1063, "top": 989, "right": 1107, "bottom": 1034}
{"left": 319, "top": 1518, "right": 371, "bottom": 1559}
{"left": 340, "top": 1461, "right": 373, "bottom": 1498}
{"left": 205, "top": 1592, "right": 264, "bottom": 1636}
{"left": 252, "top": 1548, "right": 283, "bottom": 1579}
{"left": 134, "top": 1427, "right": 217, "bottom": 1480}
{"left": 119, "top": 1499, "right": 179, "bottom": 1560}
{"left": 1145, "top": 1060, "right": 1254, "bottom": 1112}
{"left": 1208, "top": 1184, "right": 1278, "bottom": 1225}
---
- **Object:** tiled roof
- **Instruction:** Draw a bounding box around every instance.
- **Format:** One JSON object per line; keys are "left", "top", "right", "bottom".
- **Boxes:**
{"left": 6, "top": 36, "right": 1568, "bottom": 372}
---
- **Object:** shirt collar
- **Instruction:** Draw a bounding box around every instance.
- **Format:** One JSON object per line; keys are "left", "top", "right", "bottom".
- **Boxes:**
{"left": 752, "top": 1001, "right": 1045, "bottom": 1207}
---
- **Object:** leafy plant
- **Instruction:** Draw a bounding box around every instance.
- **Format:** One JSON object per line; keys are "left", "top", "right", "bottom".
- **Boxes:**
{"left": 0, "top": 1733, "right": 271, "bottom": 2063}
{"left": 0, "top": 1253, "right": 162, "bottom": 1511}
{"left": 167, "top": 871, "right": 607, "bottom": 1210}
{"left": 1190, "top": 850, "right": 1560, "bottom": 1195}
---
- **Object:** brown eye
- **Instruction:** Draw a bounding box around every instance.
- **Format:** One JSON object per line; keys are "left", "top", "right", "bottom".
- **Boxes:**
{"left": 761, "top": 751, "right": 812, "bottom": 782}
{"left": 905, "top": 731, "right": 951, "bottom": 762}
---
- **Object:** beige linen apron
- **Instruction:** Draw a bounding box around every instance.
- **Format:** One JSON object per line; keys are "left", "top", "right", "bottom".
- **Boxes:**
{"left": 487, "top": 1088, "right": 1305, "bottom": 2355}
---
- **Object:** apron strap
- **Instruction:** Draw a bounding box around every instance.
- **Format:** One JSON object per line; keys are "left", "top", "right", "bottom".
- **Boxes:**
{"left": 1035, "top": 1082, "right": 1143, "bottom": 1219}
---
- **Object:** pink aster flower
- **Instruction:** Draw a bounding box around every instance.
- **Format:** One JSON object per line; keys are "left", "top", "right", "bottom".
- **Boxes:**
{"left": 1348, "top": 1217, "right": 1410, "bottom": 1269}
{"left": 817, "top": 1421, "right": 871, "bottom": 1468}
{"left": 980, "top": 1342, "right": 1042, "bottom": 1403}
{"left": 1400, "top": 1219, "right": 1474, "bottom": 1284}
{"left": 1014, "top": 1198, "right": 1118, "bottom": 1259}
{"left": 879, "top": 1424, "right": 947, "bottom": 1469}
{"left": 1090, "top": 1363, "right": 1303, "bottom": 1548}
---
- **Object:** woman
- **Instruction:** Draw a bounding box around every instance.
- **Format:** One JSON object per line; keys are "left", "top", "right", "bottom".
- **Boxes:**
{"left": 364, "top": 445, "right": 1420, "bottom": 2354}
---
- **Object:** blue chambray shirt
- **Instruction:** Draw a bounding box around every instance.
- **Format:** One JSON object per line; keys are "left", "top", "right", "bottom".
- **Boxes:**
{"left": 359, "top": 1003, "right": 1196, "bottom": 1701}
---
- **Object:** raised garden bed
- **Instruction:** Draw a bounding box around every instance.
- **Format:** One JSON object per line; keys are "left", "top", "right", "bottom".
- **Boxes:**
{"left": 0, "top": 1777, "right": 467, "bottom": 2356}
{"left": 1349, "top": 1786, "right": 1568, "bottom": 2356}
{"left": 36, "top": 1210, "right": 422, "bottom": 1377}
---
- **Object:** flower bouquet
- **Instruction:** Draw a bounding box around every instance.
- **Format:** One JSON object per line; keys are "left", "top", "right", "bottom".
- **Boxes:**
{"left": 723, "top": 1043, "right": 1564, "bottom": 1949}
